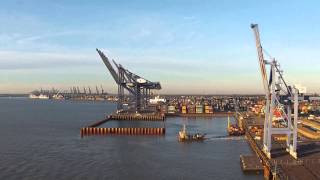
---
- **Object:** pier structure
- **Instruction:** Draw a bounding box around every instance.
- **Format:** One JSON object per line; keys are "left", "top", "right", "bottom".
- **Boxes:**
{"left": 80, "top": 115, "right": 165, "bottom": 137}
{"left": 97, "top": 49, "right": 161, "bottom": 113}
{"left": 251, "top": 24, "right": 299, "bottom": 159}
{"left": 81, "top": 127, "right": 165, "bottom": 136}
{"left": 109, "top": 113, "right": 165, "bottom": 121}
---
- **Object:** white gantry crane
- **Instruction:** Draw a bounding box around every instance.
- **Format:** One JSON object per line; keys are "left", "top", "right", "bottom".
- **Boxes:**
{"left": 251, "top": 24, "right": 299, "bottom": 159}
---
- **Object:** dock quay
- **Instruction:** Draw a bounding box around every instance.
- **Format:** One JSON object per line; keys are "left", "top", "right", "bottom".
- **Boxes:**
{"left": 241, "top": 113, "right": 320, "bottom": 180}
{"left": 109, "top": 113, "right": 165, "bottom": 121}
{"left": 166, "top": 112, "right": 234, "bottom": 118}
{"left": 81, "top": 113, "right": 166, "bottom": 137}
{"left": 240, "top": 155, "right": 263, "bottom": 173}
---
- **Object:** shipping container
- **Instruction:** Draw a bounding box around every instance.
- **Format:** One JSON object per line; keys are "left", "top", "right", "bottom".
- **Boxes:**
{"left": 196, "top": 105, "right": 203, "bottom": 114}
{"left": 181, "top": 105, "right": 187, "bottom": 114}
{"left": 204, "top": 105, "right": 213, "bottom": 114}
{"left": 188, "top": 105, "right": 196, "bottom": 114}
{"left": 168, "top": 105, "right": 176, "bottom": 114}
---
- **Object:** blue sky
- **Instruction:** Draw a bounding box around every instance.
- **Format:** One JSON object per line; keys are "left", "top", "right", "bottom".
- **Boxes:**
{"left": 0, "top": 0, "right": 319, "bottom": 94}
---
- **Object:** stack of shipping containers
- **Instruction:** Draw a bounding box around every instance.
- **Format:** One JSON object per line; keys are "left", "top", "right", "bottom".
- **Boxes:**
{"left": 195, "top": 104, "right": 203, "bottom": 114}
{"left": 167, "top": 105, "right": 176, "bottom": 114}
{"left": 204, "top": 105, "right": 213, "bottom": 114}
{"left": 181, "top": 105, "right": 187, "bottom": 114}
{"left": 188, "top": 105, "right": 196, "bottom": 114}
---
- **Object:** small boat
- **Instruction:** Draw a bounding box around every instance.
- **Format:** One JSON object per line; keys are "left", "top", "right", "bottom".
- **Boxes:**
{"left": 178, "top": 124, "right": 206, "bottom": 142}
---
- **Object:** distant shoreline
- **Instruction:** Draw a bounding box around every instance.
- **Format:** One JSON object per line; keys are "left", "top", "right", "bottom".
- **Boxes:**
{"left": 0, "top": 93, "right": 265, "bottom": 97}
{"left": 0, "top": 94, "right": 28, "bottom": 97}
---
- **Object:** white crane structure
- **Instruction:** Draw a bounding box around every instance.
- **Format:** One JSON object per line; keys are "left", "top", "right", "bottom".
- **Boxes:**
{"left": 251, "top": 24, "right": 299, "bottom": 159}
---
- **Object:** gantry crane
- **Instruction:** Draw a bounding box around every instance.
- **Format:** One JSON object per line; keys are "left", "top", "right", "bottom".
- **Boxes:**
{"left": 251, "top": 24, "right": 299, "bottom": 159}
{"left": 96, "top": 49, "right": 161, "bottom": 113}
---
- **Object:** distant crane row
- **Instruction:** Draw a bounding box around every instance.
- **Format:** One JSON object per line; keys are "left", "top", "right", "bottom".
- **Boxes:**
{"left": 69, "top": 85, "right": 107, "bottom": 95}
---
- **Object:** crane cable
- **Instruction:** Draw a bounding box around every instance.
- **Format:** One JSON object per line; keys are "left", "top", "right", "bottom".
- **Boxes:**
{"left": 262, "top": 48, "right": 293, "bottom": 97}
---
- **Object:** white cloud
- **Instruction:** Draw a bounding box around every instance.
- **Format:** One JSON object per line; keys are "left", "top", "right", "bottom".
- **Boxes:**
{"left": 0, "top": 50, "right": 98, "bottom": 70}
{"left": 15, "top": 31, "right": 83, "bottom": 45}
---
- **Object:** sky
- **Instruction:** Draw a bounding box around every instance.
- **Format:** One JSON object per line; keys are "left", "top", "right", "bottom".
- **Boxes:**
{"left": 0, "top": 0, "right": 319, "bottom": 94}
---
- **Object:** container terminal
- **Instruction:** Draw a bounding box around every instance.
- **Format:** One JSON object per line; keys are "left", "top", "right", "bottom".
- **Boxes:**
{"left": 86, "top": 24, "right": 320, "bottom": 180}
{"left": 24, "top": 25, "right": 320, "bottom": 180}
{"left": 84, "top": 44, "right": 319, "bottom": 180}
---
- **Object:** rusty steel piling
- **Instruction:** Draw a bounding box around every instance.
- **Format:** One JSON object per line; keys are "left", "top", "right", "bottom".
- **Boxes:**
{"left": 81, "top": 127, "right": 165, "bottom": 136}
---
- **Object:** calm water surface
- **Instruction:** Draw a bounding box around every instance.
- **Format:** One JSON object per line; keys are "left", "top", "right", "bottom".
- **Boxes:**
{"left": 0, "top": 98, "right": 262, "bottom": 180}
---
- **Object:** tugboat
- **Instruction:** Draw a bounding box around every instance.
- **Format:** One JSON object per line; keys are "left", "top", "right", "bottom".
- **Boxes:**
{"left": 178, "top": 124, "right": 206, "bottom": 142}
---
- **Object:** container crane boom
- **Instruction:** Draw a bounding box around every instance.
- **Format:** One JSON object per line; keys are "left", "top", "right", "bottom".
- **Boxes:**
{"left": 251, "top": 24, "right": 270, "bottom": 98}
{"left": 96, "top": 49, "right": 119, "bottom": 83}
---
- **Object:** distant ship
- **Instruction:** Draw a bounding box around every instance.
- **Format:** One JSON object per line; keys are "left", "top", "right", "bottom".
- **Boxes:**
{"left": 52, "top": 94, "right": 64, "bottom": 100}
{"left": 29, "top": 93, "right": 49, "bottom": 99}
{"left": 29, "top": 94, "right": 39, "bottom": 99}
{"left": 38, "top": 94, "right": 49, "bottom": 99}
{"left": 52, "top": 91, "right": 64, "bottom": 100}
